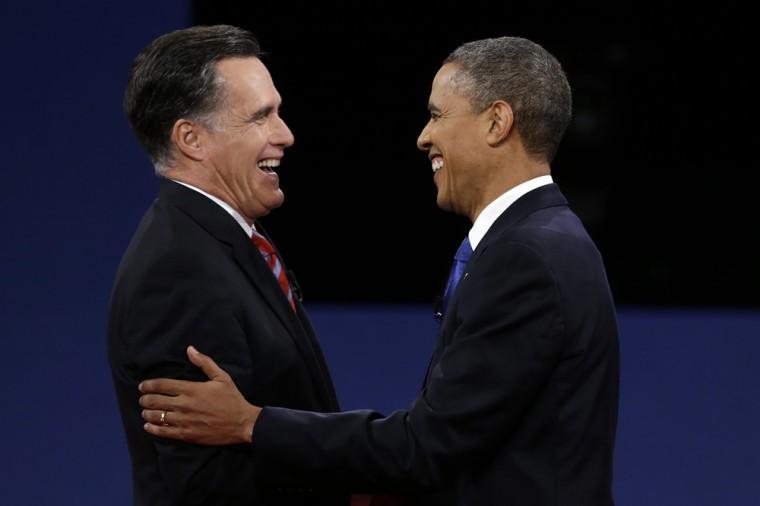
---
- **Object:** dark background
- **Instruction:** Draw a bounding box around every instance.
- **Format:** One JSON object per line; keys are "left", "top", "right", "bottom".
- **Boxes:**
{"left": 193, "top": 1, "right": 756, "bottom": 306}
{"left": 1, "top": 2, "right": 757, "bottom": 505}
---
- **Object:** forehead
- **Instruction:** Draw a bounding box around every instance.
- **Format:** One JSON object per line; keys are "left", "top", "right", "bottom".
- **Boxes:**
{"left": 215, "top": 57, "right": 279, "bottom": 103}
{"left": 429, "top": 63, "right": 469, "bottom": 105}
{"left": 432, "top": 63, "right": 460, "bottom": 90}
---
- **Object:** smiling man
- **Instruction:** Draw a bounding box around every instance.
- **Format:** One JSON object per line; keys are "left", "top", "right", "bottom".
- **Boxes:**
{"left": 108, "top": 25, "right": 345, "bottom": 506}
{"left": 138, "top": 36, "right": 620, "bottom": 505}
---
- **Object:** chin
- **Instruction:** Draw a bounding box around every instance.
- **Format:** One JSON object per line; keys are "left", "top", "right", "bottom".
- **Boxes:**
{"left": 436, "top": 196, "right": 452, "bottom": 212}
{"left": 265, "top": 196, "right": 285, "bottom": 214}
{"left": 261, "top": 191, "right": 285, "bottom": 210}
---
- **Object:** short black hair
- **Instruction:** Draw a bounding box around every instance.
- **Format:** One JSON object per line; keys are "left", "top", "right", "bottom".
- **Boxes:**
{"left": 445, "top": 37, "right": 572, "bottom": 162}
{"left": 123, "top": 25, "right": 262, "bottom": 171}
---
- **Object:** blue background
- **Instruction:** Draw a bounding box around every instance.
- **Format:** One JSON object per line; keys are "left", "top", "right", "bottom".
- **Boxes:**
{"left": 1, "top": 2, "right": 758, "bottom": 504}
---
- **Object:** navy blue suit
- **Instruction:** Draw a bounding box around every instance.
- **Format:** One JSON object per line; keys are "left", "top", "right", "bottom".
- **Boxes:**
{"left": 253, "top": 184, "right": 619, "bottom": 506}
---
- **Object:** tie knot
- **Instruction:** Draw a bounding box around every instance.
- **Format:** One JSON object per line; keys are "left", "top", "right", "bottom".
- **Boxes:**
{"left": 454, "top": 236, "right": 473, "bottom": 263}
{"left": 251, "top": 230, "right": 276, "bottom": 256}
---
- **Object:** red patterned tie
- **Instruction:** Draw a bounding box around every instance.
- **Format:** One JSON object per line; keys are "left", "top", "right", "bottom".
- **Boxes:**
{"left": 251, "top": 230, "right": 295, "bottom": 312}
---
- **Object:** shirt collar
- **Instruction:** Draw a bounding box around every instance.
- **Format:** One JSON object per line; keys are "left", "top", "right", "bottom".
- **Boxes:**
{"left": 171, "top": 179, "right": 254, "bottom": 237}
{"left": 469, "top": 175, "right": 553, "bottom": 250}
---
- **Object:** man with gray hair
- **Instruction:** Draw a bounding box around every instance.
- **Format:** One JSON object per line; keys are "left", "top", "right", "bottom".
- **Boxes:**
{"left": 108, "top": 25, "right": 346, "bottom": 505}
{"left": 139, "top": 36, "right": 620, "bottom": 506}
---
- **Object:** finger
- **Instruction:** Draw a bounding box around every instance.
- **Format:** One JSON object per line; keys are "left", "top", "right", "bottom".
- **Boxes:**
{"left": 144, "top": 422, "right": 186, "bottom": 441}
{"left": 139, "top": 393, "right": 183, "bottom": 410}
{"left": 139, "top": 378, "right": 192, "bottom": 395}
{"left": 187, "top": 345, "right": 230, "bottom": 381}
{"left": 142, "top": 409, "right": 184, "bottom": 426}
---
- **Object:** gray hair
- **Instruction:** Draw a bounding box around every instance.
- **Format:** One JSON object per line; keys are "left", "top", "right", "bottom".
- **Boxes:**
{"left": 444, "top": 36, "right": 572, "bottom": 162}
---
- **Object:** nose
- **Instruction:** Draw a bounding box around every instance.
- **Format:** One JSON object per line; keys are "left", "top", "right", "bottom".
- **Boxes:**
{"left": 417, "top": 121, "right": 432, "bottom": 152}
{"left": 272, "top": 114, "right": 295, "bottom": 148}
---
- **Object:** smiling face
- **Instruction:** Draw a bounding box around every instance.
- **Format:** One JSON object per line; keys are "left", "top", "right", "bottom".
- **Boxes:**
{"left": 417, "top": 63, "right": 493, "bottom": 221}
{"left": 201, "top": 57, "right": 294, "bottom": 221}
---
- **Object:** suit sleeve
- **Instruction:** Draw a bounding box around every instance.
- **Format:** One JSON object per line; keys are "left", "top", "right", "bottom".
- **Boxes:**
{"left": 252, "top": 240, "right": 566, "bottom": 491}
{"left": 119, "top": 249, "right": 263, "bottom": 505}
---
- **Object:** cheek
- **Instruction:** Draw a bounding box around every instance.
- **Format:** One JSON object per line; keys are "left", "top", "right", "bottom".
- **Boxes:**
{"left": 229, "top": 132, "right": 265, "bottom": 158}
{"left": 444, "top": 161, "right": 460, "bottom": 191}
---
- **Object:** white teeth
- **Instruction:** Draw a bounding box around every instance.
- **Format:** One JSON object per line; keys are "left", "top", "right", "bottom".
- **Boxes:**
{"left": 431, "top": 158, "right": 444, "bottom": 173}
{"left": 257, "top": 159, "right": 281, "bottom": 170}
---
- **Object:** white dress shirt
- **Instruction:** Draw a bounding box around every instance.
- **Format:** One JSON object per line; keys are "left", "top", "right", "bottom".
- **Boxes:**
{"left": 171, "top": 180, "right": 255, "bottom": 238}
{"left": 468, "top": 175, "right": 554, "bottom": 250}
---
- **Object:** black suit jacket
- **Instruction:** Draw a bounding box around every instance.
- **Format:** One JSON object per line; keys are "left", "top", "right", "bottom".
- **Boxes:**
{"left": 108, "top": 179, "right": 345, "bottom": 506}
{"left": 253, "top": 184, "right": 619, "bottom": 506}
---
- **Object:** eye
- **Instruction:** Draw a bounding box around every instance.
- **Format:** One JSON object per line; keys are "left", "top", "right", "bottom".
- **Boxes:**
{"left": 248, "top": 114, "right": 267, "bottom": 125}
{"left": 430, "top": 111, "right": 441, "bottom": 121}
{"left": 248, "top": 106, "right": 275, "bottom": 124}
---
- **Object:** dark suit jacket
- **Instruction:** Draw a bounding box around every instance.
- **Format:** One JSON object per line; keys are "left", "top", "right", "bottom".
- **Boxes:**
{"left": 108, "top": 179, "right": 346, "bottom": 506}
{"left": 253, "top": 184, "right": 619, "bottom": 506}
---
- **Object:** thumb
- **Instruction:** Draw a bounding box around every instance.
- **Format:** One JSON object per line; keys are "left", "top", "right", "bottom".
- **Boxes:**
{"left": 187, "top": 345, "right": 230, "bottom": 381}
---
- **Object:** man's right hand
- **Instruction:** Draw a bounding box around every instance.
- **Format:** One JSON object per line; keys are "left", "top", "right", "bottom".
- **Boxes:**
{"left": 139, "top": 346, "right": 261, "bottom": 445}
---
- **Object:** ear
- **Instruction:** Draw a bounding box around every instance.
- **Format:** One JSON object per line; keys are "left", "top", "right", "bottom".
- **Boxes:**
{"left": 485, "top": 100, "right": 513, "bottom": 146}
{"left": 171, "top": 119, "right": 205, "bottom": 162}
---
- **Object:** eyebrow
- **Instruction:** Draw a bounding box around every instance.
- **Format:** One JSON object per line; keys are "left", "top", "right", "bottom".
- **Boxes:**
{"left": 248, "top": 105, "right": 274, "bottom": 122}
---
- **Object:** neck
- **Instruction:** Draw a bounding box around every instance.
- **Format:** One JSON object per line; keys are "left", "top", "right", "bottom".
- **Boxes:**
{"left": 469, "top": 159, "right": 550, "bottom": 222}
{"left": 164, "top": 166, "right": 254, "bottom": 226}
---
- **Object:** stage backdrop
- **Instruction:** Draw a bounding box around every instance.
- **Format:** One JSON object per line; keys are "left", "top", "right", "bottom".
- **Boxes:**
{"left": 1, "top": 2, "right": 757, "bottom": 505}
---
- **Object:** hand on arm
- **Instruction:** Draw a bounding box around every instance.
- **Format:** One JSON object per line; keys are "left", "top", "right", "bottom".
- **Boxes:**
{"left": 139, "top": 345, "right": 261, "bottom": 445}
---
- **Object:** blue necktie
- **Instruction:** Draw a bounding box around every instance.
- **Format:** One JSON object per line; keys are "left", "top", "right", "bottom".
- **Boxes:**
{"left": 443, "top": 235, "right": 473, "bottom": 313}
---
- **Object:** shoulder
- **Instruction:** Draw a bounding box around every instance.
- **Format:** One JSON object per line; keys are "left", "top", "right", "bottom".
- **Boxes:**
{"left": 481, "top": 205, "right": 600, "bottom": 270}
{"left": 113, "top": 201, "right": 237, "bottom": 301}
{"left": 462, "top": 206, "right": 599, "bottom": 305}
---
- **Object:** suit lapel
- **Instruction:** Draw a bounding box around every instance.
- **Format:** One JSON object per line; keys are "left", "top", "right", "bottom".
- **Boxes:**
{"left": 469, "top": 183, "right": 567, "bottom": 266}
{"left": 253, "top": 224, "right": 340, "bottom": 409}
{"left": 232, "top": 232, "right": 338, "bottom": 409}
{"left": 230, "top": 235, "right": 307, "bottom": 342}
{"left": 159, "top": 179, "right": 332, "bottom": 405}
{"left": 423, "top": 184, "right": 569, "bottom": 388}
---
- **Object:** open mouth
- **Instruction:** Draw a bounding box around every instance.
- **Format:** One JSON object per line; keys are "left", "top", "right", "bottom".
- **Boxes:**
{"left": 257, "top": 159, "right": 280, "bottom": 173}
{"left": 431, "top": 157, "right": 443, "bottom": 173}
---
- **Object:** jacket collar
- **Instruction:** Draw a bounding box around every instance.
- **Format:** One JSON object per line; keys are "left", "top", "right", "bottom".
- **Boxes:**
{"left": 157, "top": 179, "right": 319, "bottom": 379}
{"left": 469, "top": 183, "right": 568, "bottom": 265}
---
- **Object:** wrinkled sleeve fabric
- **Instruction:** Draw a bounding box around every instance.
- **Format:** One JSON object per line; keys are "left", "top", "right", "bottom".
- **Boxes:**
{"left": 112, "top": 248, "right": 263, "bottom": 505}
{"left": 253, "top": 240, "right": 565, "bottom": 492}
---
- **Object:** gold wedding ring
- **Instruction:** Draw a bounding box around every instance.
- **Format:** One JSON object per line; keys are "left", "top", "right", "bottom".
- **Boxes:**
{"left": 160, "top": 410, "right": 168, "bottom": 426}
